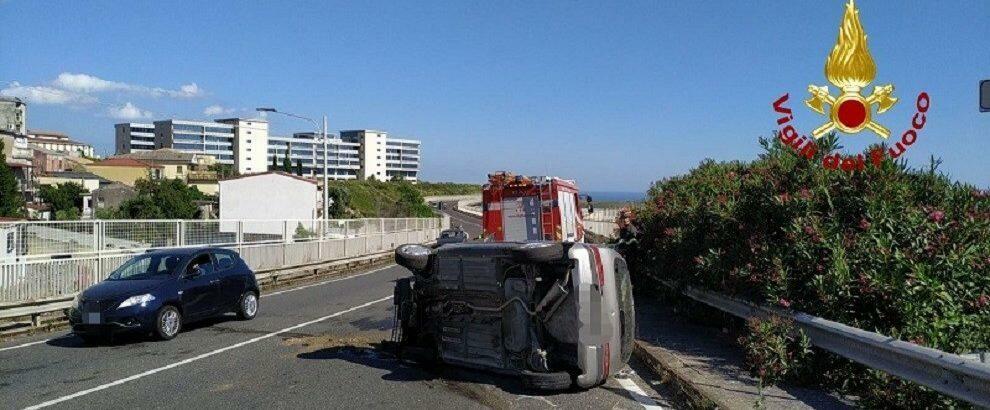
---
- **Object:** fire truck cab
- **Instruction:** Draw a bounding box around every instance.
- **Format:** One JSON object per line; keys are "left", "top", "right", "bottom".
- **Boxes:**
{"left": 482, "top": 172, "right": 585, "bottom": 242}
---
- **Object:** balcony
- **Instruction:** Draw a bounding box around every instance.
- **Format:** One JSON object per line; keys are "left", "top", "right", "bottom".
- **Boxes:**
{"left": 186, "top": 170, "right": 219, "bottom": 182}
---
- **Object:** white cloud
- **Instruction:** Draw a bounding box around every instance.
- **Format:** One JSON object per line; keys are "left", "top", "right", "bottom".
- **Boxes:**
{"left": 0, "top": 81, "right": 97, "bottom": 105}
{"left": 107, "top": 102, "right": 153, "bottom": 120}
{"left": 203, "top": 104, "right": 235, "bottom": 116}
{"left": 52, "top": 72, "right": 204, "bottom": 98}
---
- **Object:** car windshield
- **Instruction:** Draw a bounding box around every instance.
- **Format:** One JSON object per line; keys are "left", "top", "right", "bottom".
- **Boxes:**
{"left": 106, "top": 253, "right": 184, "bottom": 281}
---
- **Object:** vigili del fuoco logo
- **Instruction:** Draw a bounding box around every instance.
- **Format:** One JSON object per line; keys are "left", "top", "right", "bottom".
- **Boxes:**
{"left": 771, "top": 0, "right": 930, "bottom": 172}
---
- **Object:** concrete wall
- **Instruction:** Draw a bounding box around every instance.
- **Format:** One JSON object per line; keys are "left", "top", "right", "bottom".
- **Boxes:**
{"left": 219, "top": 173, "right": 319, "bottom": 234}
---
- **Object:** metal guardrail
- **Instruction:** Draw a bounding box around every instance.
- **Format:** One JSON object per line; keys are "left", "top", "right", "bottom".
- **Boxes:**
{"left": 0, "top": 218, "right": 443, "bottom": 305}
{"left": 669, "top": 281, "right": 990, "bottom": 406}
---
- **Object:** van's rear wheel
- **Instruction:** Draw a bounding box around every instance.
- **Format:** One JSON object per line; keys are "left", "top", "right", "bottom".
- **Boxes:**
{"left": 521, "top": 370, "right": 573, "bottom": 391}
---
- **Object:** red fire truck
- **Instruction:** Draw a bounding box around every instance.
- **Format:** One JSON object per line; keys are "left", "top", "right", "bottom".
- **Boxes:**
{"left": 481, "top": 172, "right": 587, "bottom": 242}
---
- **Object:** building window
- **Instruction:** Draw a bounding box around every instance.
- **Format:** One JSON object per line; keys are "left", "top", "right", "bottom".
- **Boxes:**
{"left": 247, "top": 131, "right": 252, "bottom": 134}
{"left": 246, "top": 139, "right": 252, "bottom": 143}
{"left": 177, "top": 166, "right": 184, "bottom": 174}
{"left": 246, "top": 157, "right": 252, "bottom": 161}
{"left": 246, "top": 148, "right": 251, "bottom": 152}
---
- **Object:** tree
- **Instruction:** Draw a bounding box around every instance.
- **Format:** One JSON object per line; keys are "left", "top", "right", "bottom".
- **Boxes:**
{"left": 117, "top": 178, "right": 206, "bottom": 219}
{"left": 39, "top": 182, "right": 87, "bottom": 220}
{"left": 271, "top": 155, "right": 278, "bottom": 171}
{"left": 282, "top": 152, "right": 292, "bottom": 173}
{"left": 295, "top": 159, "right": 303, "bottom": 176}
{"left": 209, "top": 163, "right": 236, "bottom": 178}
{"left": 324, "top": 185, "right": 350, "bottom": 219}
{"left": 0, "top": 139, "right": 25, "bottom": 217}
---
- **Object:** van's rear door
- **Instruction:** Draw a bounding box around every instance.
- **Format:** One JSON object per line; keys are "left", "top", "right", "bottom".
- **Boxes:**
{"left": 502, "top": 196, "right": 542, "bottom": 241}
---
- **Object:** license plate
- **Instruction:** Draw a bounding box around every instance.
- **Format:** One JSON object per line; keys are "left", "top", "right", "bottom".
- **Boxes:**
{"left": 84, "top": 312, "right": 101, "bottom": 324}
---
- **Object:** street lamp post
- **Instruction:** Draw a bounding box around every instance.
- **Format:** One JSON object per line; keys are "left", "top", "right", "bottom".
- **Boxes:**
{"left": 256, "top": 108, "right": 330, "bottom": 225}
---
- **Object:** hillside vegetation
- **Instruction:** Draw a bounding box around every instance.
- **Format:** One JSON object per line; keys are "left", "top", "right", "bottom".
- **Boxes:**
{"left": 628, "top": 135, "right": 989, "bottom": 407}
{"left": 326, "top": 180, "right": 479, "bottom": 218}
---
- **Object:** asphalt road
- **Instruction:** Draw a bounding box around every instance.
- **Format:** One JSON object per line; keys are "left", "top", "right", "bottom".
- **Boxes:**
{"left": 437, "top": 201, "right": 484, "bottom": 238}
{"left": 1, "top": 262, "right": 676, "bottom": 409}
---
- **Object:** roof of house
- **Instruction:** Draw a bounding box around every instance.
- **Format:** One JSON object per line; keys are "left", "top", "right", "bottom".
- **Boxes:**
{"left": 93, "top": 182, "right": 137, "bottom": 193}
{"left": 90, "top": 158, "right": 163, "bottom": 169}
{"left": 220, "top": 171, "right": 317, "bottom": 185}
{"left": 112, "top": 149, "right": 198, "bottom": 164}
{"left": 39, "top": 170, "right": 108, "bottom": 181}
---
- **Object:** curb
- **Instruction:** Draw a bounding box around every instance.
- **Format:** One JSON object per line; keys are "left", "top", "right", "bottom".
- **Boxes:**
{"left": 633, "top": 340, "right": 725, "bottom": 409}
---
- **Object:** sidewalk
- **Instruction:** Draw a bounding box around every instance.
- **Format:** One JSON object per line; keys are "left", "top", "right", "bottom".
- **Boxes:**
{"left": 634, "top": 293, "right": 852, "bottom": 409}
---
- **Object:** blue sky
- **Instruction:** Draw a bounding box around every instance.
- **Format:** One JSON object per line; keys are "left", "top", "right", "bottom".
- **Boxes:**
{"left": 1, "top": 1, "right": 987, "bottom": 191}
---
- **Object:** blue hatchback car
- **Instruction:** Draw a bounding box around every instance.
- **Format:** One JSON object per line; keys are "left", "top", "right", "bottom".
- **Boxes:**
{"left": 69, "top": 247, "right": 260, "bottom": 342}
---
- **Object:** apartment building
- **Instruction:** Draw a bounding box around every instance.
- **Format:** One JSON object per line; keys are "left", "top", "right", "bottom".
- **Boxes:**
{"left": 114, "top": 123, "right": 155, "bottom": 153}
{"left": 113, "top": 118, "right": 268, "bottom": 175}
{"left": 267, "top": 132, "right": 362, "bottom": 179}
{"left": 216, "top": 118, "right": 269, "bottom": 175}
{"left": 26, "top": 130, "right": 96, "bottom": 158}
{"left": 340, "top": 130, "right": 420, "bottom": 181}
{"left": 0, "top": 96, "right": 27, "bottom": 135}
{"left": 116, "top": 120, "right": 420, "bottom": 181}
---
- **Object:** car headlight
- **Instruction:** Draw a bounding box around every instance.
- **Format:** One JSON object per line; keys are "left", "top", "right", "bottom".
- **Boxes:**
{"left": 117, "top": 294, "right": 156, "bottom": 309}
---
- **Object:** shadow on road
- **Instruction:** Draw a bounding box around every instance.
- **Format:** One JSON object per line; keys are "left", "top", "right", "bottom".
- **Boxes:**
{"left": 46, "top": 314, "right": 240, "bottom": 348}
{"left": 296, "top": 341, "right": 581, "bottom": 397}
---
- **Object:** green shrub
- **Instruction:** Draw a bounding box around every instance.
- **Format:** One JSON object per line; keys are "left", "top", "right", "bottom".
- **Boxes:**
{"left": 629, "top": 134, "right": 990, "bottom": 407}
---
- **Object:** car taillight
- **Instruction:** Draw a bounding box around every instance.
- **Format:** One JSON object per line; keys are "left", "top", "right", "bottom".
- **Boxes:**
{"left": 590, "top": 246, "right": 605, "bottom": 289}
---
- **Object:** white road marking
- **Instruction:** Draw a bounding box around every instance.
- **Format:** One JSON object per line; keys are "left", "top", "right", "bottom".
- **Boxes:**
{"left": 0, "top": 264, "right": 399, "bottom": 354}
{"left": 23, "top": 295, "right": 394, "bottom": 410}
{"left": 0, "top": 338, "right": 63, "bottom": 353}
{"left": 615, "top": 371, "right": 665, "bottom": 410}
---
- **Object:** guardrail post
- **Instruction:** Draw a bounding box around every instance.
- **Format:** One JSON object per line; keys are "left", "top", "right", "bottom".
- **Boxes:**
{"left": 178, "top": 220, "right": 186, "bottom": 247}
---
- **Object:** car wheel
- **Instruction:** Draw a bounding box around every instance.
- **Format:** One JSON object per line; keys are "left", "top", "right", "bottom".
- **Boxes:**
{"left": 512, "top": 242, "right": 564, "bottom": 263}
{"left": 520, "top": 370, "right": 573, "bottom": 391}
{"left": 237, "top": 291, "right": 259, "bottom": 320}
{"left": 154, "top": 305, "right": 182, "bottom": 340}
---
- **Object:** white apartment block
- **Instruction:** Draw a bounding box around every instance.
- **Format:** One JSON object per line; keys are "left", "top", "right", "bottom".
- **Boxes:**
{"left": 340, "top": 130, "right": 420, "bottom": 181}
{"left": 116, "top": 121, "right": 420, "bottom": 180}
{"left": 216, "top": 118, "right": 269, "bottom": 174}
{"left": 116, "top": 118, "right": 269, "bottom": 175}
{"left": 267, "top": 132, "right": 362, "bottom": 179}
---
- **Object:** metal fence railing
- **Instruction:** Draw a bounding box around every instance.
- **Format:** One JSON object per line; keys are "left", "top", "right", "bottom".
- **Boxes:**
{"left": 0, "top": 218, "right": 443, "bottom": 305}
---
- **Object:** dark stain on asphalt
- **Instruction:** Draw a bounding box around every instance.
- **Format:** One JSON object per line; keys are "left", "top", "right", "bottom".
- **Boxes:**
{"left": 3, "top": 364, "right": 46, "bottom": 375}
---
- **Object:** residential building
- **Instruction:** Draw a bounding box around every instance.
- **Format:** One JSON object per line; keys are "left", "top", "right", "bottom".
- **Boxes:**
{"left": 151, "top": 119, "right": 236, "bottom": 167}
{"left": 26, "top": 129, "right": 96, "bottom": 158}
{"left": 215, "top": 118, "right": 269, "bottom": 175}
{"left": 385, "top": 137, "right": 421, "bottom": 181}
{"left": 340, "top": 130, "right": 420, "bottom": 181}
{"left": 111, "top": 149, "right": 220, "bottom": 195}
{"left": 116, "top": 120, "right": 421, "bottom": 181}
{"left": 1, "top": 132, "right": 34, "bottom": 201}
{"left": 35, "top": 170, "right": 108, "bottom": 219}
{"left": 92, "top": 183, "right": 137, "bottom": 211}
{"left": 267, "top": 132, "right": 361, "bottom": 179}
{"left": 0, "top": 96, "right": 27, "bottom": 135}
{"left": 84, "top": 158, "right": 163, "bottom": 186}
{"left": 114, "top": 123, "right": 155, "bottom": 153}
{"left": 218, "top": 171, "right": 322, "bottom": 235}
